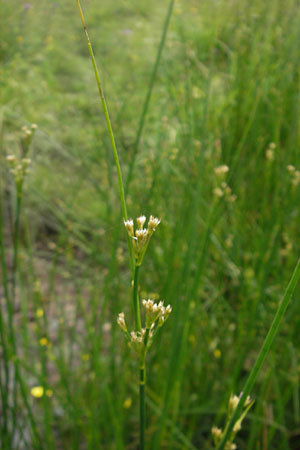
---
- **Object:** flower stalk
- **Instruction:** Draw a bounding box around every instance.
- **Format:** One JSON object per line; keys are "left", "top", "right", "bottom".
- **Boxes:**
{"left": 76, "top": 0, "right": 134, "bottom": 275}
{"left": 118, "top": 216, "right": 172, "bottom": 449}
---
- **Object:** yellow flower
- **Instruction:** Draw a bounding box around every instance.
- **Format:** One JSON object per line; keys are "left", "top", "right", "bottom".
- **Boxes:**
{"left": 213, "top": 349, "right": 221, "bottom": 359}
{"left": 39, "top": 338, "right": 49, "bottom": 347}
{"left": 36, "top": 308, "right": 44, "bottom": 318}
{"left": 31, "top": 386, "right": 44, "bottom": 398}
{"left": 123, "top": 397, "right": 132, "bottom": 409}
{"left": 45, "top": 389, "right": 53, "bottom": 398}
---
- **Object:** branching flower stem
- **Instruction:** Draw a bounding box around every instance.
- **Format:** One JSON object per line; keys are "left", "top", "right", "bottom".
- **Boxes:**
{"left": 217, "top": 257, "right": 300, "bottom": 450}
{"left": 76, "top": 0, "right": 134, "bottom": 275}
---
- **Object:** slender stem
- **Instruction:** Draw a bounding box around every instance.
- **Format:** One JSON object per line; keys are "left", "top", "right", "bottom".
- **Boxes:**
{"left": 140, "top": 365, "right": 146, "bottom": 450}
{"left": 11, "top": 186, "right": 22, "bottom": 439}
{"left": 217, "top": 258, "right": 300, "bottom": 450}
{"left": 139, "top": 327, "right": 151, "bottom": 450}
{"left": 133, "top": 265, "right": 141, "bottom": 331}
{"left": 124, "top": 0, "right": 175, "bottom": 194}
{"left": 76, "top": 0, "right": 134, "bottom": 275}
{"left": 12, "top": 188, "right": 22, "bottom": 300}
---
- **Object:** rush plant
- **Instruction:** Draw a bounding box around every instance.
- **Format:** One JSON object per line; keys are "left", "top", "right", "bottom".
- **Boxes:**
{"left": 76, "top": 1, "right": 173, "bottom": 448}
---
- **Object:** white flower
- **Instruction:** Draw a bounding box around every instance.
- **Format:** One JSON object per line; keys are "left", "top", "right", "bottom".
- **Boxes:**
{"left": 117, "top": 312, "right": 127, "bottom": 332}
{"left": 148, "top": 215, "right": 160, "bottom": 233}
{"left": 124, "top": 219, "right": 134, "bottom": 236}
{"left": 214, "top": 165, "right": 229, "bottom": 176}
{"left": 136, "top": 215, "right": 146, "bottom": 229}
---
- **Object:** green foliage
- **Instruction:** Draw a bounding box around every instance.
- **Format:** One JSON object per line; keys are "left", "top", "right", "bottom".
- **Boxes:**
{"left": 1, "top": 0, "right": 300, "bottom": 448}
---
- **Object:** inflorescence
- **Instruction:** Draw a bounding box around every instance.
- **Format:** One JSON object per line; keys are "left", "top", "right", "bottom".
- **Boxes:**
{"left": 117, "top": 299, "right": 172, "bottom": 361}
{"left": 124, "top": 215, "right": 160, "bottom": 266}
{"left": 211, "top": 393, "right": 253, "bottom": 449}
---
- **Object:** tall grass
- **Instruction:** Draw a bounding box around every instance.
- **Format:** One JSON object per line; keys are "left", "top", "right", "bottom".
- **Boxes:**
{"left": 1, "top": 0, "right": 300, "bottom": 448}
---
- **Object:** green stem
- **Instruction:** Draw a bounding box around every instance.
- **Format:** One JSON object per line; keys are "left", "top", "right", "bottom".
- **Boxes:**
{"left": 10, "top": 187, "right": 22, "bottom": 440}
{"left": 76, "top": 0, "right": 134, "bottom": 275}
{"left": 124, "top": 0, "right": 175, "bottom": 193}
{"left": 140, "top": 364, "right": 146, "bottom": 450}
{"left": 12, "top": 188, "right": 22, "bottom": 300}
{"left": 133, "top": 265, "right": 141, "bottom": 331}
{"left": 0, "top": 193, "right": 11, "bottom": 446}
{"left": 217, "top": 258, "right": 300, "bottom": 450}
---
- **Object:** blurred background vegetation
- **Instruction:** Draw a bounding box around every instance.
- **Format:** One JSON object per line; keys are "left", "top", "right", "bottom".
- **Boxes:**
{"left": 1, "top": 0, "right": 300, "bottom": 448}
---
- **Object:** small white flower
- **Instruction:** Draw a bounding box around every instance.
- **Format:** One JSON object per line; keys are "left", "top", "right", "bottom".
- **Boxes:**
{"left": 135, "top": 228, "right": 148, "bottom": 240}
{"left": 6, "top": 155, "right": 16, "bottom": 163}
{"left": 229, "top": 394, "right": 240, "bottom": 411}
{"left": 213, "top": 187, "right": 224, "bottom": 197}
{"left": 136, "top": 215, "right": 146, "bottom": 229}
{"left": 287, "top": 164, "right": 295, "bottom": 172}
{"left": 211, "top": 426, "right": 222, "bottom": 437}
{"left": 124, "top": 219, "right": 134, "bottom": 236}
{"left": 214, "top": 165, "right": 229, "bottom": 176}
{"left": 148, "top": 215, "right": 160, "bottom": 233}
{"left": 117, "top": 312, "right": 127, "bottom": 332}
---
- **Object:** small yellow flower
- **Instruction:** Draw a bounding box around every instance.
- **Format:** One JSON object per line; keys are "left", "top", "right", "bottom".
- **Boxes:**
{"left": 45, "top": 389, "right": 53, "bottom": 398}
{"left": 36, "top": 308, "right": 44, "bottom": 318}
{"left": 214, "top": 348, "right": 222, "bottom": 359}
{"left": 82, "top": 353, "right": 90, "bottom": 361}
{"left": 39, "top": 338, "right": 49, "bottom": 347}
{"left": 31, "top": 386, "right": 44, "bottom": 398}
{"left": 123, "top": 397, "right": 132, "bottom": 409}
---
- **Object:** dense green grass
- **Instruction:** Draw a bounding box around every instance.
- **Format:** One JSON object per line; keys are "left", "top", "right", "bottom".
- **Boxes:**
{"left": 1, "top": 0, "right": 300, "bottom": 448}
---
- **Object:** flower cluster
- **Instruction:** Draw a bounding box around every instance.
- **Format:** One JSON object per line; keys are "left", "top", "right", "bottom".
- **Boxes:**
{"left": 117, "top": 299, "right": 172, "bottom": 360}
{"left": 6, "top": 155, "right": 31, "bottom": 186}
{"left": 213, "top": 182, "right": 237, "bottom": 203}
{"left": 6, "top": 123, "right": 37, "bottom": 189}
{"left": 265, "top": 142, "right": 276, "bottom": 161}
{"left": 117, "top": 312, "right": 127, "bottom": 332}
{"left": 211, "top": 393, "right": 253, "bottom": 449}
{"left": 214, "top": 165, "right": 229, "bottom": 177}
{"left": 21, "top": 123, "right": 37, "bottom": 152}
{"left": 142, "top": 299, "right": 172, "bottom": 328}
{"left": 130, "top": 328, "right": 154, "bottom": 354}
{"left": 124, "top": 215, "right": 160, "bottom": 265}
{"left": 213, "top": 165, "right": 236, "bottom": 203}
{"left": 287, "top": 164, "right": 300, "bottom": 187}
